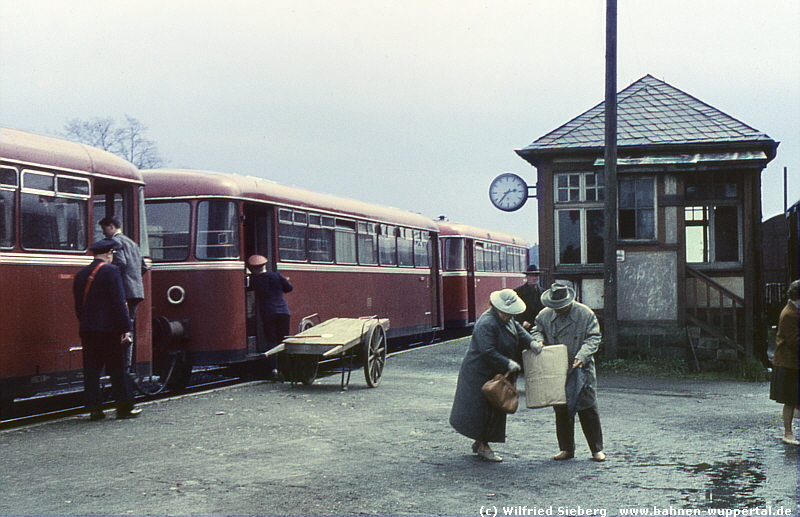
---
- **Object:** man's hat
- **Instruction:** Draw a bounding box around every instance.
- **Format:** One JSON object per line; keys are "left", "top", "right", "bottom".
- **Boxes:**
{"left": 89, "top": 238, "right": 122, "bottom": 254}
{"left": 489, "top": 288, "right": 527, "bottom": 315}
{"left": 248, "top": 254, "right": 268, "bottom": 267}
{"left": 540, "top": 282, "right": 576, "bottom": 310}
{"left": 524, "top": 264, "right": 539, "bottom": 275}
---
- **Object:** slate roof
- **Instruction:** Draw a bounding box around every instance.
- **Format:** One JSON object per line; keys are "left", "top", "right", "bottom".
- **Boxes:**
{"left": 517, "top": 74, "right": 776, "bottom": 158}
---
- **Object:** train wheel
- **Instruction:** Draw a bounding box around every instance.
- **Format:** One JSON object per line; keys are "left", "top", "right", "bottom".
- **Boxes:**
{"left": 363, "top": 324, "right": 387, "bottom": 388}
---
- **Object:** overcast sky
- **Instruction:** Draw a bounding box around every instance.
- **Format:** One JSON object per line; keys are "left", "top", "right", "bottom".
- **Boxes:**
{"left": 1, "top": 0, "right": 798, "bottom": 246}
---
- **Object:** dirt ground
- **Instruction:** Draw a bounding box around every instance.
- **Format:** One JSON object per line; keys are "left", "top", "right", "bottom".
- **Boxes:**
{"left": 1, "top": 337, "right": 797, "bottom": 516}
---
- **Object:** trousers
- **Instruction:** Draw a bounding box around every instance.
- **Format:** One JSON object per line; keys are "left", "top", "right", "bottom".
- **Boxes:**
{"left": 81, "top": 331, "right": 134, "bottom": 411}
{"left": 553, "top": 403, "right": 604, "bottom": 453}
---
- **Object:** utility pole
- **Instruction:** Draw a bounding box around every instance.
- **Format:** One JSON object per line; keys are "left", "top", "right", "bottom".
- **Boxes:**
{"left": 603, "top": 0, "right": 619, "bottom": 359}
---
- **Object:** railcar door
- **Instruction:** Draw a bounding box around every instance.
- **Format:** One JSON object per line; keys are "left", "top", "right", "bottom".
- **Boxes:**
{"left": 243, "top": 203, "right": 274, "bottom": 354}
{"left": 466, "top": 238, "right": 476, "bottom": 323}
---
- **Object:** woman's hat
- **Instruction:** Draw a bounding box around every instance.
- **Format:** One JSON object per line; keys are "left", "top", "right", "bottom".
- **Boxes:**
{"left": 247, "top": 254, "right": 268, "bottom": 267}
{"left": 489, "top": 289, "right": 526, "bottom": 315}
{"left": 540, "top": 283, "right": 575, "bottom": 309}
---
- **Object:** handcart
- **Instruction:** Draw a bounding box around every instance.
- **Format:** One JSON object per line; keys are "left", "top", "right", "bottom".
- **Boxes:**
{"left": 264, "top": 316, "right": 389, "bottom": 389}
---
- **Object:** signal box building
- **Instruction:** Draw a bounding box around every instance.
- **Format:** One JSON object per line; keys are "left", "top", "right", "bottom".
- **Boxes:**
{"left": 516, "top": 75, "right": 778, "bottom": 363}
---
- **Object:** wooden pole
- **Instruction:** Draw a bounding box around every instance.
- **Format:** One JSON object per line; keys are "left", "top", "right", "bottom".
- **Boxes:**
{"left": 603, "top": 0, "right": 619, "bottom": 359}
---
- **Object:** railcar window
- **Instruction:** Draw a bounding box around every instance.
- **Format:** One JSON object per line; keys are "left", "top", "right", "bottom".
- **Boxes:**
{"left": 444, "top": 238, "right": 465, "bottom": 271}
{"left": 413, "top": 230, "right": 430, "bottom": 267}
{"left": 378, "top": 224, "right": 397, "bottom": 266}
{"left": 309, "top": 213, "right": 334, "bottom": 263}
{"left": 278, "top": 209, "right": 307, "bottom": 261}
{"left": 335, "top": 219, "right": 356, "bottom": 264}
{"left": 397, "top": 227, "right": 414, "bottom": 266}
{"left": 0, "top": 167, "right": 16, "bottom": 248}
{"left": 20, "top": 171, "right": 88, "bottom": 252}
{"left": 93, "top": 193, "right": 124, "bottom": 242}
{"left": 475, "top": 242, "right": 485, "bottom": 271}
{"left": 357, "top": 221, "right": 378, "bottom": 265}
{"left": 146, "top": 201, "right": 191, "bottom": 261}
{"left": 197, "top": 200, "right": 240, "bottom": 259}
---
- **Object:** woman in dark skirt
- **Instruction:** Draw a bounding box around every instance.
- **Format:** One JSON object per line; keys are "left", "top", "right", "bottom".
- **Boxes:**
{"left": 449, "top": 289, "right": 542, "bottom": 462}
{"left": 770, "top": 280, "right": 799, "bottom": 446}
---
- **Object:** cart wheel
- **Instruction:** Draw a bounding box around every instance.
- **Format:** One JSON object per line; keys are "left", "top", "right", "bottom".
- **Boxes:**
{"left": 363, "top": 324, "right": 387, "bottom": 388}
{"left": 296, "top": 356, "right": 319, "bottom": 386}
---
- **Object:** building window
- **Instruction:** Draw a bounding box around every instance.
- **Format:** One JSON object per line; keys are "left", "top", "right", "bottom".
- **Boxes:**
{"left": 554, "top": 171, "right": 605, "bottom": 265}
{"left": 685, "top": 205, "right": 741, "bottom": 263}
{"left": 619, "top": 176, "right": 655, "bottom": 240}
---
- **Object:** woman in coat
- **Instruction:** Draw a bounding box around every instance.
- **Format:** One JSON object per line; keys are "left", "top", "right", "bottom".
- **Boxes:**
{"left": 449, "top": 289, "right": 541, "bottom": 462}
{"left": 770, "top": 280, "right": 799, "bottom": 446}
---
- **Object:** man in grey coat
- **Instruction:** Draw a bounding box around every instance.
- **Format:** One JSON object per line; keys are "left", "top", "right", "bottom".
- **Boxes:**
{"left": 531, "top": 283, "right": 605, "bottom": 462}
{"left": 100, "top": 216, "right": 145, "bottom": 319}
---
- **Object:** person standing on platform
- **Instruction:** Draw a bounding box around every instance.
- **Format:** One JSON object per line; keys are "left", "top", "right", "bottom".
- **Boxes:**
{"left": 247, "top": 255, "right": 293, "bottom": 379}
{"left": 531, "top": 283, "right": 605, "bottom": 462}
{"left": 514, "top": 264, "right": 543, "bottom": 330}
{"left": 99, "top": 217, "right": 145, "bottom": 325}
{"left": 770, "top": 280, "right": 799, "bottom": 446}
{"left": 73, "top": 238, "right": 141, "bottom": 420}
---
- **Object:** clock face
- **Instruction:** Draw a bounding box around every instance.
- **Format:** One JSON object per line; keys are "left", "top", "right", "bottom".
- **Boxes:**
{"left": 489, "top": 173, "right": 528, "bottom": 212}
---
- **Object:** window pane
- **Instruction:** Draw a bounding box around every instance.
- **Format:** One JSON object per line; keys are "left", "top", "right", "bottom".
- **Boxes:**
{"left": 619, "top": 178, "right": 635, "bottom": 209}
{"left": 444, "top": 238, "right": 464, "bottom": 270}
{"left": 335, "top": 230, "right": 356, "bottom": 264}
{"left": 475, "top": 243, "right": 485, "bottom": 271}
{"left": 397, "top": 229, "right": 414, "bottom": 266}
{"left": 619, "top": 209, "right": 636, "bottom": 240}
{"left": 58, "top": 176, "right": 90, "bottom": 196}
{"left": 586, "top": 209, "right": 604, "bottom": 264}
{"left": 637, "top": 209, "right": 655, "bottom": 239}
{"left": 0, "top": 168, "right": 17, "bottom": 187}
{"left": 635, "top": 178, "right": 654, "bottom": 207}
{"left": 21, "top": 193, "right": 87, "bottom": 251}
{"left": 686, "top": 225, "right": 707, "bottom": 263}
{"left": 414, "top": 231, "right": 430, "bottom": 267}
{"left": 23, "top": 172, "right": 54, "bottom": 192}
{"left": 378, "top": 226, "right": 396, "bottom": 265}
{"left": 714, "top": 206, "right": 739, "bottom": 262}
{"left": 0, "top": 189, "right": 14, "bottom": 248}
{"left": 197, "top": 200, "right": 240, "bottom": 259}
{"left": 357, "top": 230, "right": 377, "bottom": 265}
{"left": 309, "top": 226, "right": 334, "bottom": 263}
{"left": 558, "top": 210, "right": 581, "bottom": 264}
{"left": 147, "top": 202, "right": 190, "bottom": 261}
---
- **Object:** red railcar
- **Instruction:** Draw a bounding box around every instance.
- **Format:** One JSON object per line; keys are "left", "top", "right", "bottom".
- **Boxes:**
{"left": 142, "top": 168, "right": 442, "bottom": 381}
{"left": 437, "top": 220, "right": 529, "bottom": 328}
{"left": 0, "top": 128, "right": 152, "bottom": 406}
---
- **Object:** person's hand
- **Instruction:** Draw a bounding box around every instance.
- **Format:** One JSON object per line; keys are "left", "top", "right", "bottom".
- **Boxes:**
{"left": 572, "top": 357, "right": 583, "bottom": 369}
{"left": 121, "top": 332, "right": 133, "bottom": 345}
{"left": 507, "top": 359, "right": 521, "bottom": 373}
{"left": 530, "top": 341, "right": 543, "bottom": 354}
{"left": 522, "top": 321, "right": 532, "bottom": 330}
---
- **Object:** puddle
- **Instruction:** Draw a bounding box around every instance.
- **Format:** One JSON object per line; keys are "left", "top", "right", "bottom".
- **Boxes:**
{"left": 679, "top": 460, "right": 766, "bottom": 507}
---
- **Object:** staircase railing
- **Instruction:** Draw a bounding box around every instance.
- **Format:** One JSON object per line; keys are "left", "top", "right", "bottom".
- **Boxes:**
{"left": 685, "top": 265, "right": 745, "bottom": 347}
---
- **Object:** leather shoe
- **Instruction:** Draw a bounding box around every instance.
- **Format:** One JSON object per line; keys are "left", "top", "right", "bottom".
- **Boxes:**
{"left": 477, "top": 449, "right": 503, "bottom": 462}
{"left": 472, "top": 441, "right": 480, "bottom": 453}
{"left": 116, "top": 407, "right": 142, "bottom": 419}
{"left": 88, "top": 410, "right": 105, "bottom": 421}
{"left": 592, "top": 451, "right": 606, "bottom": 462}
{"left": 553, "top": 451, "right": 574, "bottom": 461}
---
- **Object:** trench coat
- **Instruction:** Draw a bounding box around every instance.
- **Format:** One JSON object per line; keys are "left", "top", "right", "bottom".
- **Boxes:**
{"left": 531, "top": 301, "right": 601, "bottom": 411}
{"left": 449, "top": 308, "right": 538, "bottom": 443}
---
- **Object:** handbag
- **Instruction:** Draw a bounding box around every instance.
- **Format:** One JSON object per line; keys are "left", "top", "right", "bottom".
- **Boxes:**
{"left": 481, "top": 372, "right": 519, "bottom": 414}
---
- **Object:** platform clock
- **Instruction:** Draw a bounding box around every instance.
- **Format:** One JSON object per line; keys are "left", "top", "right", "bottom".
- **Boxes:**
{"left": 489, "top": 173, "right": 529, "bottom": 212}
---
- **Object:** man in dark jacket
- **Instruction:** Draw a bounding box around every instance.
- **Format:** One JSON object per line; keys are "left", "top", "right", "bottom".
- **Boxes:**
{"left": 73, "top": 238, "right": 141, "bottom": 420}
{"left": 514, "top": 264, "right": 543, "bottom": 330}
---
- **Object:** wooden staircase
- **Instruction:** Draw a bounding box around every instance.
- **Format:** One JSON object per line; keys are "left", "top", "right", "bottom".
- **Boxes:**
{"left": 685, "top": 266, "right": 745, "bottom": 362}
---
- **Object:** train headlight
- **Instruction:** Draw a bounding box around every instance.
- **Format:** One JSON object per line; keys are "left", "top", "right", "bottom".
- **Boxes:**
{"left": 166, "top": 285, "right": 186, "bottom": 305}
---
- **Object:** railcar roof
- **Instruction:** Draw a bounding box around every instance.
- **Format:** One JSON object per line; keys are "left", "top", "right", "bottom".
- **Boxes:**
{"left": 142, "top": 168, "right": 438, "bottom": 231}
{"left": 436, "top": 220, "right": 528, "bottom": 247}
{"left": 0, "top": 127, "right": 142, "bottom": 182}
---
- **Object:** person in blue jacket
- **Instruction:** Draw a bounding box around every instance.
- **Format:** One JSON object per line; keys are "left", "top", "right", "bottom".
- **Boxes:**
{"left": 72, "top": 238, "right": 141, "bottom": 420}
{"left": 248, "top": 255, "right": 293, "bottom": 379}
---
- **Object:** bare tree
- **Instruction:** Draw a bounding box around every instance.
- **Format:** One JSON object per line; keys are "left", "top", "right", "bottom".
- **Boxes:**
{"left": 62, "top": 115, "right": 164, "bottom": 169}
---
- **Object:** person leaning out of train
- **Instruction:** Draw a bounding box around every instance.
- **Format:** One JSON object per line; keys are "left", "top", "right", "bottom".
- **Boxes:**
{"left": 247, "top": 255, "right": 293, "bottom": 380}
{"left": 449, "top": 289, "right": 542, "bottom": 462}
{"left": 770, "top": 279, "right": 799, "bottom": 446}
{"left": 72, "top": 238, "right": 141, "bottom": 420}
{"left": 531, "top": 283, "right": 604, "bottom": 462}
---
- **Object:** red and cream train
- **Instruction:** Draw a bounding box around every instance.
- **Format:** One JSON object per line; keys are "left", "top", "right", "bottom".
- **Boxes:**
{"left": 0, "top": 128, "right": 529, "bottom": 409}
